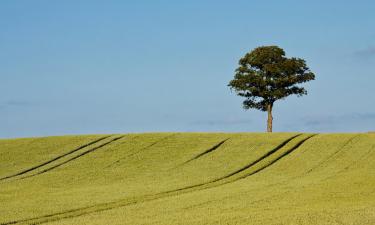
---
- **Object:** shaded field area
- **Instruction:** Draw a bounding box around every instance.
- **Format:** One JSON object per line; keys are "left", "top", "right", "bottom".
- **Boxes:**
{"left": 0, "top": 133, "right": 374, "bottom": 225}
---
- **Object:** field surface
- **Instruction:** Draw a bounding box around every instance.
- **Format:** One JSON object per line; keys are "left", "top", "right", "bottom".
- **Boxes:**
{"left": 0, "top": 133, "right": 375, "bottom": 224}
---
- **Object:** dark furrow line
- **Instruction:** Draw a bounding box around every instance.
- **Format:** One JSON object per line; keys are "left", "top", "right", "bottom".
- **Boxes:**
{"left": 218, "top": 134, "right": 302, "bottom": 180}
{"left": 0, "top": 136, "right": 111, "bottom": 181}
{"left": 170, "top": 134, "right": 302, "bottom": 190}
{"left": 238, "top": 134, "right": 317, "bottom": 180}
{"left": 105, "top": 134, "right": 178, "bottom": 169}
{"left": 0, "top": 134, "right": 314, "bottom": 225}
{"left": 19, "top": 136, "right": 125, "bottom": 180}
{"left": 166, "top": 134, "right": 314, "bottom": 193}
{"left": 188, "top": 138, "right": 230, "bottom": 161}
{"left": 177, "top": 138, "right": 230, "bottom": 167}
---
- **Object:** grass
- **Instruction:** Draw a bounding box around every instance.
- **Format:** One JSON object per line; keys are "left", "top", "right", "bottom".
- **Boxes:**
{"left": 0, "top": 132, "right": 374, "bottom": 224}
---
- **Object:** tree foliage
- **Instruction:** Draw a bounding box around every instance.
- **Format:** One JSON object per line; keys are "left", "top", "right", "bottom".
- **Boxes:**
{"left": 228, "top": 46, "right": 315, "bottom": 111}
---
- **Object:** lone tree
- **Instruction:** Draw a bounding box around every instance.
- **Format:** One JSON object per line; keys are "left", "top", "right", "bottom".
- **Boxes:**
{"left": 228, "top": 46, "right": 315, "bottom": 132}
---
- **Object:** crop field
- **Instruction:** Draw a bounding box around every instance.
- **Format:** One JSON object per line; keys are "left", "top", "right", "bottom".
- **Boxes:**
{"left": 0, "top": 133, "right": 375, "bottom": 224}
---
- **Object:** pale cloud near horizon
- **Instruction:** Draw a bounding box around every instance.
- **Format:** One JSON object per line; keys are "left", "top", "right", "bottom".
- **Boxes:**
{"left": 302, "top": 113, "right": 375, "bottom": 131}
{"left": 0, "top": 100, "right": 35, "bottom": 111}
{"left": 190, "top": 118, "right": 252, "bottom": 126}
{"left": 354, "top": 46, "right": 375, "bottom": 59}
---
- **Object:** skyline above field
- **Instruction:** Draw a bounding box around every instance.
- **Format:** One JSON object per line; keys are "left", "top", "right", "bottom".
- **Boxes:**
{"left": 1, "top": 1, "right": 375, "bottom": 138}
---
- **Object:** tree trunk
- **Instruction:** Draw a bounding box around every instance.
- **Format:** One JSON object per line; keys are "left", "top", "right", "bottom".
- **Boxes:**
{"left": 267, "top": 103, "right": 273, "bottom": 133}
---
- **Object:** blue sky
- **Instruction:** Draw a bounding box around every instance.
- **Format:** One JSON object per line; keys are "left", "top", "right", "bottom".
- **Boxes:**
{"left": 1, "top": 0, "right": 375, "bottom": 138}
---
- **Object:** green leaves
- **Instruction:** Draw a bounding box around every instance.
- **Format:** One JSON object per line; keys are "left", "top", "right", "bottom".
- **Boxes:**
{"left": 228, "top": 46, "right": 315, "bottom": 111}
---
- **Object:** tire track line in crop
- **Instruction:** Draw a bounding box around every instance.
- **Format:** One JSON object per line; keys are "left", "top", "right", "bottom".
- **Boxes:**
{"left": 19, "top": 136, "right": 125, "bottom": 180}
{"left": 238, "top": 134, "right": 317, "bottom": 180}
{"left": 186, "top": 138, "right": 230, "bottom": 161}
{"left": 305, "top": 134, "right": 362, "bottom": 174}
{"left": 1, "top": 134, "right": 315, "bottom": 225}
{"left": 174, "top": 138, "right": 230, "bottom": 168}
{"left": 218, "top": 134, "right": 302, "bottom": 179}
{"left": 176, "top": 134, "right": 300, "bottom": 170}
{"left": 0, "top": 136, "right": 111, "bottom": 181}
{"left": 168, "top": 134, "right": 315, "bottom": 193}
{"left": 105, "top": 134, "right": 178, "bottom": 169}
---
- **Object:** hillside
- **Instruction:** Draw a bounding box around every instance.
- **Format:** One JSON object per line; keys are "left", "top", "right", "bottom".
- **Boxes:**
{"left": 0, "top": 133, "right": 374, "bottom": 225}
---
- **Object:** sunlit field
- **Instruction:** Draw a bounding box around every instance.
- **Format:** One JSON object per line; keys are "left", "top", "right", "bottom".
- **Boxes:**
{"left": 1, "top": 133, "right": 375, "bottom": 225}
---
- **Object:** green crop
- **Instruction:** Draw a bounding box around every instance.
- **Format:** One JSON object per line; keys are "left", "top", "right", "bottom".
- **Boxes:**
{"left": 0, "top": 133, "right": 374, "bottom": 224}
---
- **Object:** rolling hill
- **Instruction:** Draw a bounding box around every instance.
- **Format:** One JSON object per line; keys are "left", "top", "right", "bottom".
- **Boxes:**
{"left": 0, "top": 133, "right": 374, "bottom": 225}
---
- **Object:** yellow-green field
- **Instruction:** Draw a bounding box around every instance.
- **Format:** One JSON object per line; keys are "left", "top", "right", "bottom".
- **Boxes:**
{"left": 1, "top": 133, "right": 375, "bottom": 225}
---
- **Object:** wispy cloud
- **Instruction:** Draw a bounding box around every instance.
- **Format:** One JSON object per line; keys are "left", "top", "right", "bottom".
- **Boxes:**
{"left": 5, "top": 100, "right": 31, "bottom": 106}
{"left": 303, "top": 113, "right": 375, "bottom": 130}
{"left": 0, "top": 100, "right": 32, "bottom": 110}
{"left": 304, "top": 116, "right": 336, "bottom": 127}
{"left": 190, "top": 118, "right": 252, "bottom": 126}
{"left": 354, "top": 46, "right": 375, "bottom": 59}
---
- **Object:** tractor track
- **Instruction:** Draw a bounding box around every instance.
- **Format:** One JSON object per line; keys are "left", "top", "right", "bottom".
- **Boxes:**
{"left": 0, "top": 136, "right": 111, "bottom": 181}
{"left": 167, "top": 134, "right": 315, "bottom": 193}
{"left": 173, "top": 138, "right": 231, "bottom": 169}
{"left": 18, "top": 136, "right": 126, "bottom": 180}
{"left": 219, "top": 134, "right": 302, "bottom": 180}
{"left": 105, "top": 134, "right": 178, "bottom": 169}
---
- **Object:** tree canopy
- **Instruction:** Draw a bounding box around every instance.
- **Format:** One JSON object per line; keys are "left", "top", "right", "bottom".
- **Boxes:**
{"left": 228, "top": 46, "right": 315, "bottom": 132}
